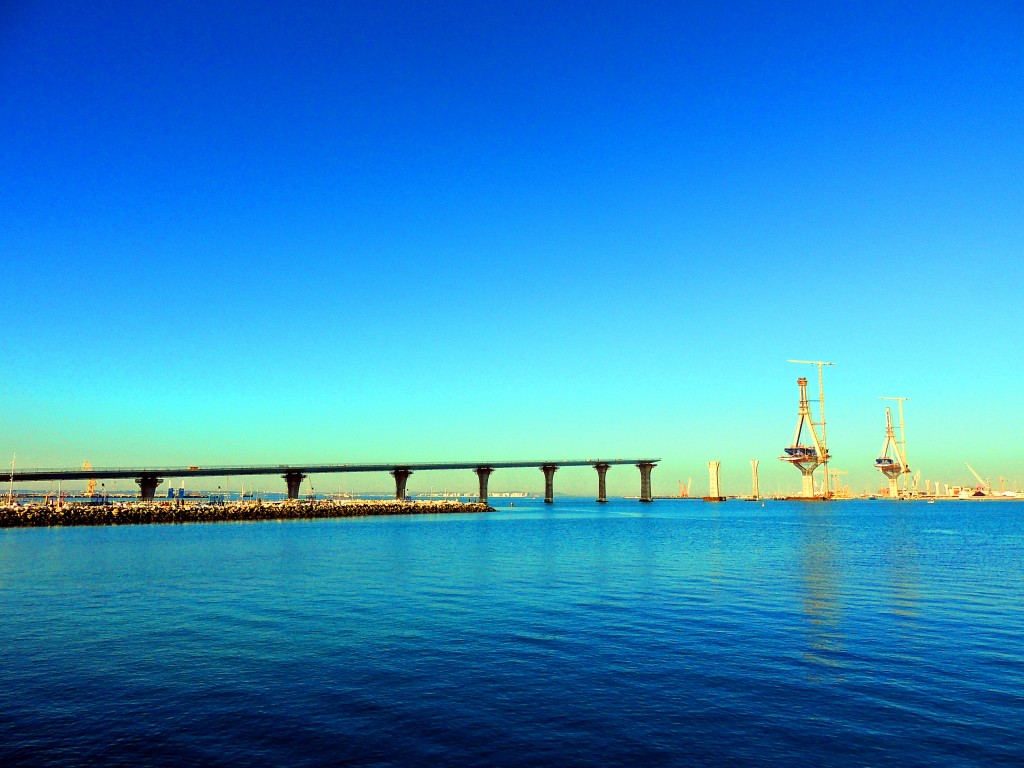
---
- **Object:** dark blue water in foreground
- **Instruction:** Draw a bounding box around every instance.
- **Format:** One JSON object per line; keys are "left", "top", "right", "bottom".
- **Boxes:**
{"left": 2, "top": 499, "right": 1022, "bottom": 766}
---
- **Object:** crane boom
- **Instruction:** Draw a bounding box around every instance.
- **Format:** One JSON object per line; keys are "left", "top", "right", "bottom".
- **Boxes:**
{"left": 965, "top": 463, "right": 989, "bottom": 493}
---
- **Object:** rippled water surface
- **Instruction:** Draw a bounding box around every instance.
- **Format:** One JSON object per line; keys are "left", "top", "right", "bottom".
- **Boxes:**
{"left": 2, "top": 499, "right": 1023, "bottom": 766}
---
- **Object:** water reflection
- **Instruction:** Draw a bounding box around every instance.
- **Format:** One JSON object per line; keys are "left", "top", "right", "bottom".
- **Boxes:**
{"left": 886, "top": 509, "right": 920, "bottom": 622}
{"left": 798, "top": 505, "right": 845, "bottom": 673}
{"left": 707, "top": 506, "right": 724, "bottom": 592}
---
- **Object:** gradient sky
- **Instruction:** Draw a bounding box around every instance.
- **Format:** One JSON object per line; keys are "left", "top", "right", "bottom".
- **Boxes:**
{"left": 2, "top": 1, "right": 1022, "bottom": 496}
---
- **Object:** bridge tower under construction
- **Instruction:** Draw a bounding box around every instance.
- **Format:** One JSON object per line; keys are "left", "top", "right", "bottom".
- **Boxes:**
{"left": 779, "top": 376, "right": 830, "bottom": 497}
{"left": 704, "top": 461, "right": 725, "bottom": 501}
{"left": 875, "top": 405, "right": 910, "bottom": 498}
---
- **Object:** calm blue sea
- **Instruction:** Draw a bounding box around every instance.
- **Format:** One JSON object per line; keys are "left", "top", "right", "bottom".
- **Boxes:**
{"left": 2, "top": 498, "right": 1022, "bottom": 766}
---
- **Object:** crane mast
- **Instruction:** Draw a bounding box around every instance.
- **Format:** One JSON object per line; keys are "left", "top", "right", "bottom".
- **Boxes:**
{"left": 880, "top": 397, "right": 910, "bottom": 494}
{"left": 783, "top": 360, "right": 835, "bottom": 498}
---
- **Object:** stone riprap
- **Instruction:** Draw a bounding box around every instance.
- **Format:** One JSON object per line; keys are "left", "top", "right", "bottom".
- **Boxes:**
{"left": 0, "top": 499, "right": 493, "bottom": 528}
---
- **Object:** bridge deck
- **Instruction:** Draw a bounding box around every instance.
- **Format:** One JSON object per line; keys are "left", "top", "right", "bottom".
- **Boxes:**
{"left": 6, "top": 459, "right": 660, "bottom": 482}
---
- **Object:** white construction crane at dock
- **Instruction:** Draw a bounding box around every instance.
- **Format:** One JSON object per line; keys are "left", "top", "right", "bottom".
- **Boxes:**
{"left": 966, "top": 463, "right": 990, "bottom": 495}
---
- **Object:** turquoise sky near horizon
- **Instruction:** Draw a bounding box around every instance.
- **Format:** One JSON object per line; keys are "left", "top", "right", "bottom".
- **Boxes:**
{"left": 2, "top": 1, "right": 1022, "bottom": 496}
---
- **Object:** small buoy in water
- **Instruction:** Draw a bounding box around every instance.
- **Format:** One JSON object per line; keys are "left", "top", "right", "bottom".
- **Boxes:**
{"left": 761, "top": 502, "right": 765, "bottom": 507}
{"left": 510, "top": 502, "right": 514, "bottom": 507}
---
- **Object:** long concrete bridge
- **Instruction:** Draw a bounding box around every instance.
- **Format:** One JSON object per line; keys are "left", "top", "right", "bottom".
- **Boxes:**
{"left": 5, "top": 459, "right": 660, "bottom": 503}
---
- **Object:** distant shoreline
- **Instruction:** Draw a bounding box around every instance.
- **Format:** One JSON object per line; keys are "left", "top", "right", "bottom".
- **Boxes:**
{"left": 0, "top": 499, "right": 493, "bottom": 528}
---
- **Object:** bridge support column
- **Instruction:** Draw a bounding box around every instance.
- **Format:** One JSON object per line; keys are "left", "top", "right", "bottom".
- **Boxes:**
{"left": 136, "top": 475, "right": 163, "bottom": 501}
{"left": 800, "top": 470, "right": 816, "bottom": 498}
{"left": 594, "top": 463, "right": 610, "bottom": 503}
{"left": 392, "top": 469, "right": 412, "bottom": 501}
{"left": 283, "top": 472, "right": 307, "bottom": 500}
{"left": 475, "top": 467, "right": 493, "bottom": 505}
{"left": 637, "top": 462, "right": 655, "bottom": 503}
{"left": 541, "top": 465, "right": 557, "bottom": 503}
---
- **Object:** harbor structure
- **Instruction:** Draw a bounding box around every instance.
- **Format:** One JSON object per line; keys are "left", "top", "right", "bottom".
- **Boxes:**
{"left": 875, "top": 404, "right": 910, "bottom": 498}
{"left": 751, "top": 460, "right": 760, "bottom": 500}
{"left": 780, "top": 368, "right": 832, "bottom": 498}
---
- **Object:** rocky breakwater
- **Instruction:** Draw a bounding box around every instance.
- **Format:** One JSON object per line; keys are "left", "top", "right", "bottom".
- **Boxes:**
{"left": 0, "top": 499, "right": 494, "bottom": 528}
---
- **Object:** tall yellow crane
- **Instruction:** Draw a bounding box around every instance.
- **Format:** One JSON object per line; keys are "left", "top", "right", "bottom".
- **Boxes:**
{"left": 83, "top": 461, "right": 96, "bottom": 496}
{"left": 828, "top": 469, "right": 849, "bottom": 497}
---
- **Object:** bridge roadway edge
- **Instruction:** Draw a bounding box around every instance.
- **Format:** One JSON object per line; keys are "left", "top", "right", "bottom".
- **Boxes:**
{"left": 6, "top": 459, "right": 661, "bottom": 483}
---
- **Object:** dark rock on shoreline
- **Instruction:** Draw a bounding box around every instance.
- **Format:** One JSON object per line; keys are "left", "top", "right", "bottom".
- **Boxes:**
{"left": 0, "top": 499, "right": 493, "bottom": 528}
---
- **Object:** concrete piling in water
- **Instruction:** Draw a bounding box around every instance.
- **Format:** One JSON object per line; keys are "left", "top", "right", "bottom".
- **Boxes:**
{"left": 475, "top": 467, "right": 493, "bottom": 505}
{"left": 391, "top": 468, "right": 412, "bottom": 501}
{"left": 704, "top": 461, "right": 725, "bottom": 502}
{"left": 541, "top": 465, "right": 557, "bottom": 503}
{"left": 283, "top": 472, "right": 307, "bottom": 500}
{"left": 135, "top": 475, "right": 163, "bottom": 501}
{"left": 637, "top": 462, "right": 655, "bottom": 502}
{"left": 594, "top": 463, "right": 610, "bottom": 503}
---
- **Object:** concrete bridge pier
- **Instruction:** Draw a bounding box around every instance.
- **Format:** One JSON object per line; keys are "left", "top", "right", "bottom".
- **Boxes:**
{"left": 637, "top": 462, "right": 655, "bottom": 503}
{"left": 135, "top": 475, "right": 164, "bottom": 501}
{"left": 594, "top": 463, "right": 610, "bottom": 502}
{"left": 475, "top": 467, "right": 493, "bottom": 504}
{"left": 283, "top": 471, "right": 307, "bottom": 500}
{"left": 541, "top": 465, "right": 558, "bottom": 503}
{"left": 392, "top": 468, "right": 412, "bottom": 501}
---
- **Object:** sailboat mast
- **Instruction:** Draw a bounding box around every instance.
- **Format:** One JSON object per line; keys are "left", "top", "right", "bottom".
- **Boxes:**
{"left": 7, "top": 453, "right": 14, "bottom": 506}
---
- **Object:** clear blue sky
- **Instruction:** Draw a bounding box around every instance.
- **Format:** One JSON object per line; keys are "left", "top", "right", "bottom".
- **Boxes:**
{"left": 2, "top": 1, "right": 1022, "bottom": 496}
